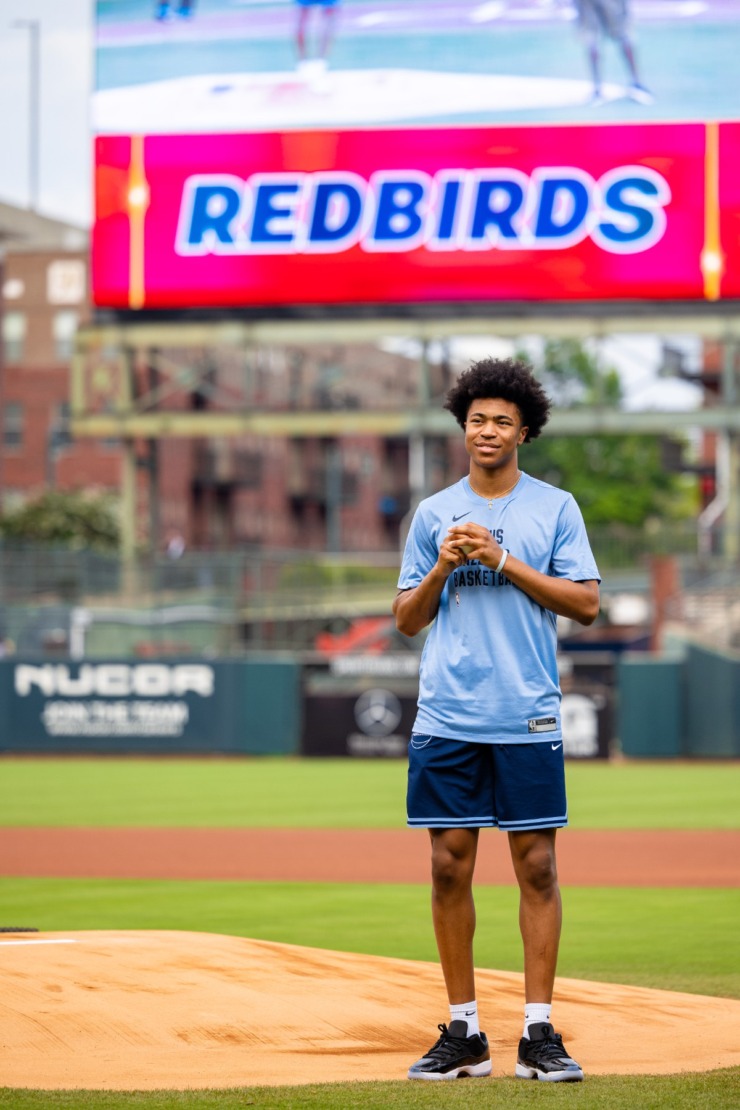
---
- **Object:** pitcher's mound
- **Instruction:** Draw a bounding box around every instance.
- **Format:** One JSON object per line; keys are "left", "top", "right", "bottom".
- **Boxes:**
{"left": 2, "top": 930, "right": 738, "bottom": 1090}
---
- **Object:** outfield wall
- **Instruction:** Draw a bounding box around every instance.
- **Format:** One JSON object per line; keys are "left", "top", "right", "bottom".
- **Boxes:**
{"left": 0, "top": 648, "right": 735, "bottom": 758}
{"left": 618, "top": 644, "right": 740, "bottom": 758}
{"left": 0, "top": 658, "right": 302, "bottom": 755}
{"left": 0, "top": 653, "right": 612, "bottom": 758}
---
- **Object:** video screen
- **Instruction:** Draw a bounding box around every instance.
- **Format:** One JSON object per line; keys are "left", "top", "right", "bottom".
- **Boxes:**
{"left": 92, "top": 3, "right": 739, "bottom": 310}
{"left": 94, "top": 0, "right": 739, "bottom": 134}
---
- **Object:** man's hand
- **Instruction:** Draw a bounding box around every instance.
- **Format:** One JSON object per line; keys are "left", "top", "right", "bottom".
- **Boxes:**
{"left": 447, "top": 523, "right": 503, "bottom": 569}
{"left": 393, "top": 533, "right": 469, "bottom": 637}
{"left": 437, "top": 532, "right": 470, "bottom": 573}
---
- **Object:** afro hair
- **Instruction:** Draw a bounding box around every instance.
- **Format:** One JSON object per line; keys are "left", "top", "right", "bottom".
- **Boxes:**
{"left": 444, "top": 357, "right": 551, "bottom": 442}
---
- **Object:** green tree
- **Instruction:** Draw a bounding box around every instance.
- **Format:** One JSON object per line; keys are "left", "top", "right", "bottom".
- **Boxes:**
{"left": 0, "top": 490, "right": 120, "bottom": 552}
{"left": 522, "top": 340, "right": 697, "bottom": 528}
{"left": 537, "top": 338, "right": 623, "bottom": 408}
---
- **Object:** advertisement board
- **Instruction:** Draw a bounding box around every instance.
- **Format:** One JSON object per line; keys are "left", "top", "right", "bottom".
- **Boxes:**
{"left": 93, "top": 119, "right": 736, "bottom": 309}
{"left": 301, "top": 653, "right": 614, "bottom": 758}
{"left": 92, "top": 2, "right": 739, "bottom": 311}
{"left": 302, "top": 686, "right": 418, "bottom": 757}
{"left": 0, "top": 659, "right": 301, "bottom": 754}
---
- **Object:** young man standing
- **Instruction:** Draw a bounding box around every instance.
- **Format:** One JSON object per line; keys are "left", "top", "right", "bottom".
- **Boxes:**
{"left": 295, "top": 0, "right": 340, "bottom": 70}
{"left": 575, "top": 0, "right": 653, "bottom": 106}
{"left": 393, "top": 357, "right": 600, "bottom": 1083}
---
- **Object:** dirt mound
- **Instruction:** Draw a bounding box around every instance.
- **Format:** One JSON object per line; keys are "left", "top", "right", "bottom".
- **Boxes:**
{"left": 2, "top": 930, "right": 739, "bottom": 1089}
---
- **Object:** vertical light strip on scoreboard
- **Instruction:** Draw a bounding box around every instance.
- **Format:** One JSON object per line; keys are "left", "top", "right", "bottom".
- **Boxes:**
{"left": 701, "top": 121, "right": 723, "bottom": 302}
{"left": 127, "top": 134, "right": 149, "bottom": 309}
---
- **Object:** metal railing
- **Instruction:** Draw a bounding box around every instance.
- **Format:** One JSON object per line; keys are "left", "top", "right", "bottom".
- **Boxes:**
{"left": 0, "top": 525, "right": 736, "bottom": 657}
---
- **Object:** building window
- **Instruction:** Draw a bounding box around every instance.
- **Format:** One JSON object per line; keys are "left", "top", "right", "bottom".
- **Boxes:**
{"left": 47, "top": 259, "right": 86, "bottom": 305}
{"left": 52, "top": 310, "right": 79, "bottom": 362}
{"left": 2, "top": 278, "right": 25, "bottom": 301}
{"left": 2, "top": 311, "right": 27, "bottom": 363}
{"left": 3, "top": 403, "right": 24, "bottom": 450}
{"left": 51, "top": 402, "right": 72, "bottom": 450}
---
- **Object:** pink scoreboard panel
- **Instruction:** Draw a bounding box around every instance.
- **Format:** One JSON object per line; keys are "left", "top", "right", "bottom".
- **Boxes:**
{"left": 92, "top": 121, "right": 736, "bottom": 310}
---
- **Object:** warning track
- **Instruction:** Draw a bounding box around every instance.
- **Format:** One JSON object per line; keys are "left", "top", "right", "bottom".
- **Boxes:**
{"left": 1, "top": 827, "right": 738, "bottom": 887}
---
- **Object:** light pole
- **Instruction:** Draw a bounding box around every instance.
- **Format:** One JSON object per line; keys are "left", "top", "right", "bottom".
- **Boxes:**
{"left": 12, "top": 18, "right": 40, "bottom": 211}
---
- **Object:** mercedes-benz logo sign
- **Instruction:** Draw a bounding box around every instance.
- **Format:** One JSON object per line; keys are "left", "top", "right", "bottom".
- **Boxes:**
{"left": 354, "top": 688, "right": 403, "bottom": 737}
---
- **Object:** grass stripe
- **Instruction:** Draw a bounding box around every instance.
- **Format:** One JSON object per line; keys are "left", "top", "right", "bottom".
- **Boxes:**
{"left": 0, "top": 758, "right": 738, "bottom": 829}
{"left": 1, "top": 877, "right": 737, "bottom": 999}
{"left": 1, "top": 1071, "right": 739, "bottom": 1109}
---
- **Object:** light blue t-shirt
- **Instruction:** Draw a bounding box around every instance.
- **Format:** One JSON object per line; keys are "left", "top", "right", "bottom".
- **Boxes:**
{"left": 397, "top": 472, "right": 600, "bottom": 744}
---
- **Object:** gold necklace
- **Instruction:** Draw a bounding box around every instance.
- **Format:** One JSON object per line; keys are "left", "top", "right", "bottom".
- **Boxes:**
{"left": 469, "top": 471, "right": 521, "bottom": 508}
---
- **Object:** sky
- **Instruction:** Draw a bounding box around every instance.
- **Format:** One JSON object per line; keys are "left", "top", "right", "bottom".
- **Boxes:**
{"left": 0, "top": 0, "right": 92, "bottom": 226}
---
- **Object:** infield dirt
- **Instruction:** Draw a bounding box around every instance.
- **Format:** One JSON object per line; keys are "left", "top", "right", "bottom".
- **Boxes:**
{"left": 3, "top": 930, "right": 740, "bottom": 1090}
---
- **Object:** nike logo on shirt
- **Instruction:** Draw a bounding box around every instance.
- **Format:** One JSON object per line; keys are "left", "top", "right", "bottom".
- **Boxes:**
{"left": 551, "top": 743, "right": 563, "bottom": 750}
{"left": 452, "top": 512, "right": 471, "bottom": 522}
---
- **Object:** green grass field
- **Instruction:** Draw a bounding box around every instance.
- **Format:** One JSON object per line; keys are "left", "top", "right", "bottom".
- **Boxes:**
{"left": 1, "top": 757, "right": 738, "bottom": 829}
{"left": 2, "top": 1072, "right": 740, "bottom": 1110}
{"left": 1, "top": 756, "right": 738, "bottom": 1107}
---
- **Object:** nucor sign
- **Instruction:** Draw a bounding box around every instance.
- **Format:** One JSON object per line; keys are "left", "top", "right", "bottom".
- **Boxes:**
{"left": 14, "top": 664, "right": 215, "bottom": 698}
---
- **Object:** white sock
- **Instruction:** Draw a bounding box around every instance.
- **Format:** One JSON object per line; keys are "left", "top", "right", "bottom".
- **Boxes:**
{"left": 449, "top": 1000, "right": 479, "bottom": 1036}
{"left": 523, "top": 1003, "right": 551, "bottom": 1039}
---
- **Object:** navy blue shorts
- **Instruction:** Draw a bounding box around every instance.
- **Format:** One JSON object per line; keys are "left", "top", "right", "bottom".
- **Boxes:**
{"left": 407, "top": 734, "right": 568, "bottom": 833}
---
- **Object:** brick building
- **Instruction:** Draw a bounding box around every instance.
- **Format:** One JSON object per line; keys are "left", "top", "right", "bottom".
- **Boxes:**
{"left": 0, "top": 204, "right": 116, "bottom": 506}
{"left": 1, "top": 201, "right": 464, "bottom": 553}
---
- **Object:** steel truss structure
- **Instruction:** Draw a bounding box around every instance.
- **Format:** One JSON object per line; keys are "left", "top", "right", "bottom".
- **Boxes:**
{"left": 71, "top": 304, "right": 740, "bottom": 560}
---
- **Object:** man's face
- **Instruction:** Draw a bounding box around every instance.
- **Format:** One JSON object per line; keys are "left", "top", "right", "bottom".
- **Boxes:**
{"left": 464, "top": 397, "right": 528, "bottom": 470}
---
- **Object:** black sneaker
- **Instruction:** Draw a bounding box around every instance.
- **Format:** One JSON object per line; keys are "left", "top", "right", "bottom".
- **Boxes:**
{"left": 408, "top": 1020, "right": 491, "bottom": 1080}
{"left": 516, "top": 1021, "right": 584, "bottom": 1082}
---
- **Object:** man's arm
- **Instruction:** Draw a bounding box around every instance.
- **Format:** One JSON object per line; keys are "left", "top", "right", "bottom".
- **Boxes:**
{"left": 446, "top": 522, "right": 599, "bottom": 626}
{"left": 500, "top": 556, "right": 599, "bottom": 625}
{"left": 393, "top": 534, "right": 464, "bottom": 637}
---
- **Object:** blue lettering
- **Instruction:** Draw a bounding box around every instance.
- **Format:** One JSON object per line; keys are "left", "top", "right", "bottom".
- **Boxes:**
{"left": 470, "top": 179, "right": 524, "bottom": 241}
{"left": 598, "top": 177, "right": 658, "bottom": 245}
{"left": 309, "top": 182, "right": 363, "bottom": 243}
{"left": 437, "top": 179, "right": 461, "bottom": 241}
{"left": 185, "top": 184, "right": 240, "bottom": 247}
{"left": 251, "top": 183, "right": 300, "bottom": 244}
{"left": 372, "top": 180, "right": 425, "bottom": 242}
{"left": 535, "top": 178, "right": 590, "bottom": 239}
{"left": 175, "top": 165, "right": 670, "bottom": 259}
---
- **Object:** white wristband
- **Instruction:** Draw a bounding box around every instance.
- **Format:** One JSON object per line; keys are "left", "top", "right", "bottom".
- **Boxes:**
{"left": 495, "top": 549, "right": 509, "bottom": 573}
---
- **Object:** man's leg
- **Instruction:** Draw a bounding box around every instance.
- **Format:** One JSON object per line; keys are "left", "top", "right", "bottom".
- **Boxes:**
{"left": 407, "top": 825, "right": 491, "bottom": 1079}
{"left": 508, "top": 828, "right": 583, "bottom": 1081}
{"left": 617, "top": 34, "right": 653, "bottom": 100}
{"left": 508, "top": 828, "right": 561, "bottom": 1002}
{"left": 586, "top": 36, "right": 604, "bottom": 101}
{"left": 318, "top": 4, "right": 337, "bottom": 60}
{"left": 295, "top": 6, "right": 310, "bottom": 61}
{"left": 429, "top": 827, "right": 479, "bottom": 1003}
